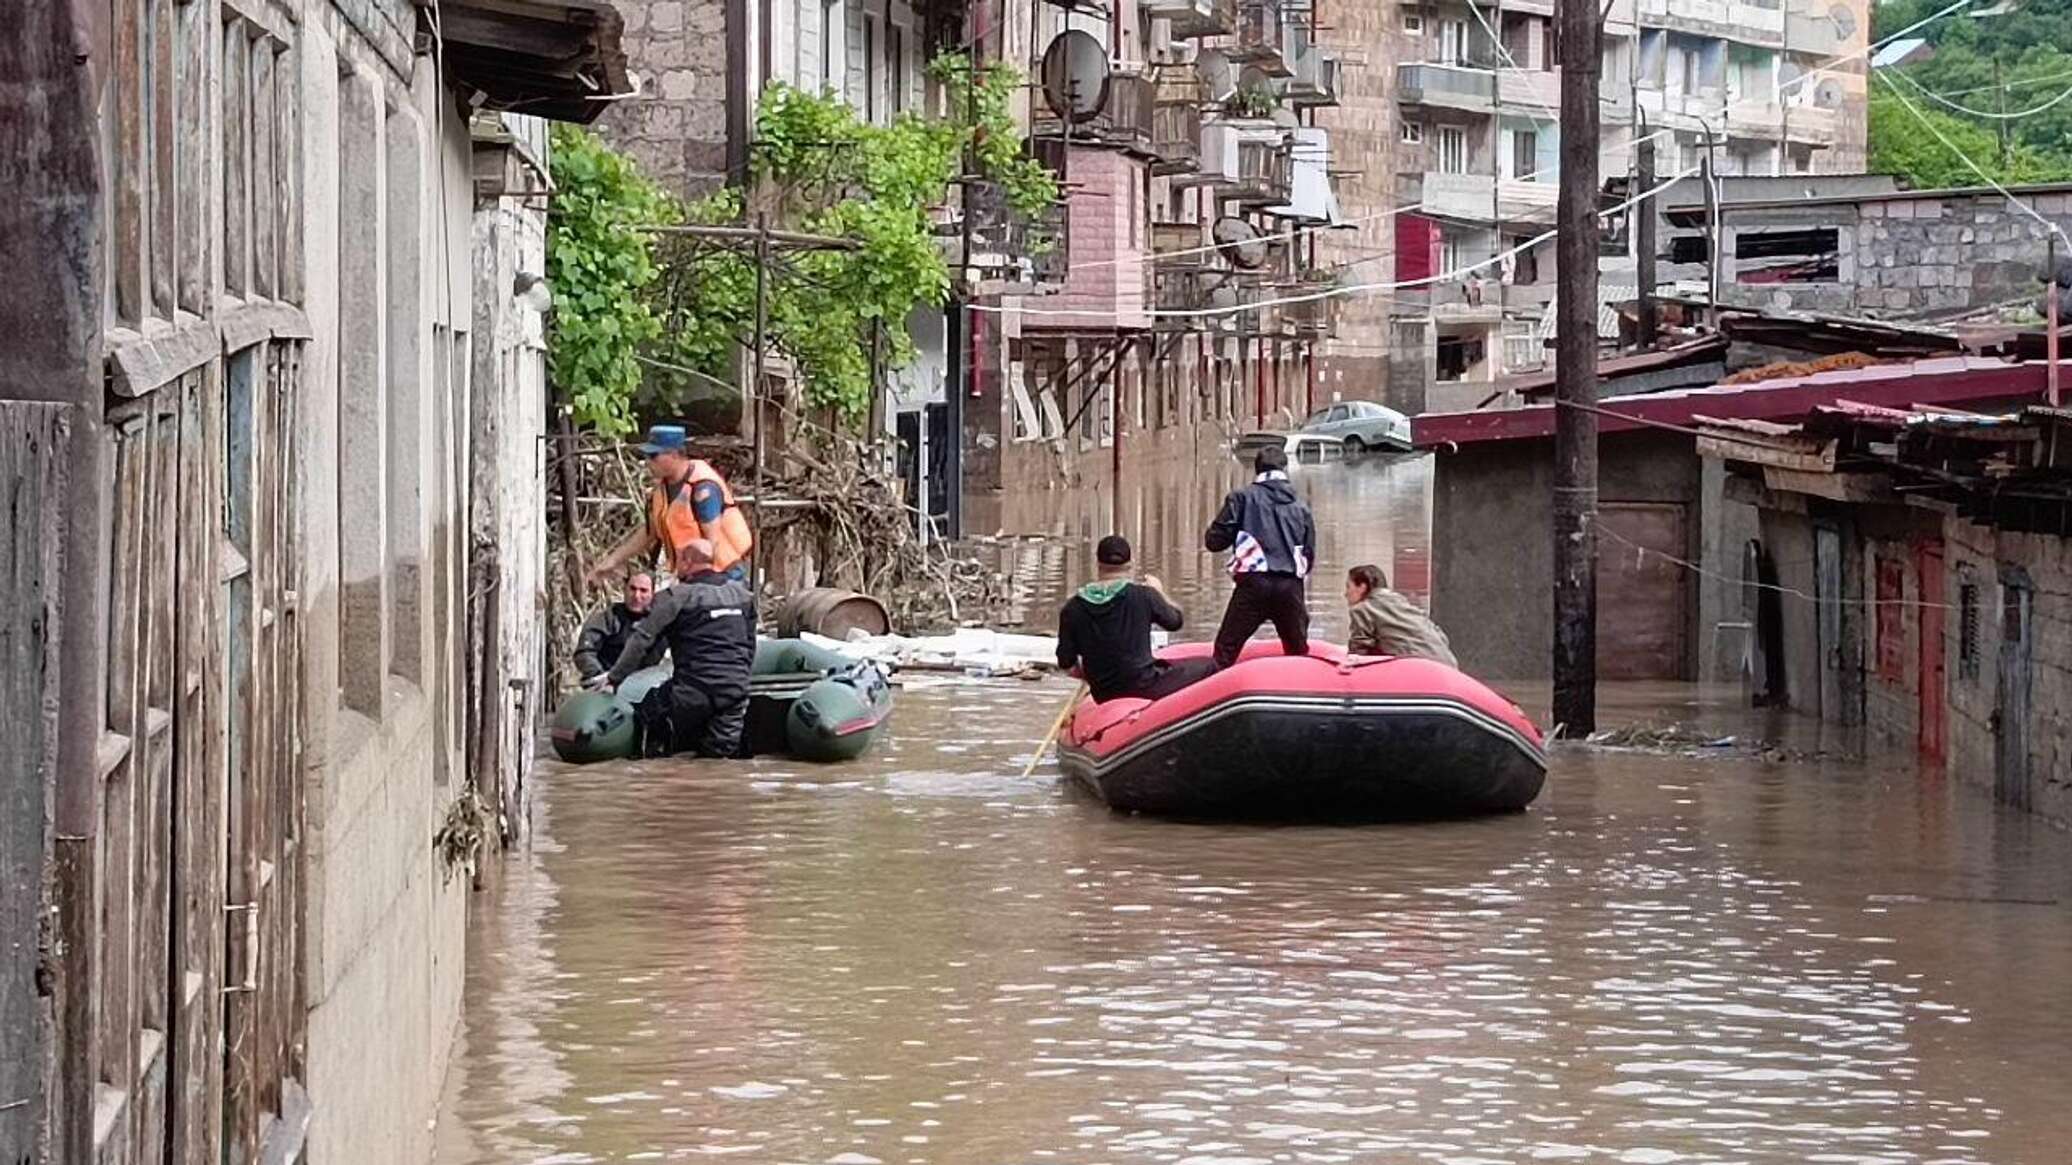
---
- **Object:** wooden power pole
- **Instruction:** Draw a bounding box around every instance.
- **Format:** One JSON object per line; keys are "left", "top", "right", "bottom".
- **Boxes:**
{"left": 1635, "top": 127, "right": 1657, "bottom": 351}
{"left": 1552, "top": 0, "right": 1603, "bottom": 736}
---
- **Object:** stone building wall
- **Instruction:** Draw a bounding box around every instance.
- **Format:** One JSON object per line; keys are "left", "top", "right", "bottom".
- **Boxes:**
{"left": 594, "top": 0, "right": 734, "bottom": 197}
{"left": 1698, "top": 188, "right": 2072, "bottom": 319}
{"left": 1314, "top": 0, "right": 1398, "bottom": 411}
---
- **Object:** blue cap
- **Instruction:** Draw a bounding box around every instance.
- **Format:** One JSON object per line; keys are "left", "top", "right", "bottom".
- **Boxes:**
{"left": 637, "top": 424, "right": 689, "bottom": 456}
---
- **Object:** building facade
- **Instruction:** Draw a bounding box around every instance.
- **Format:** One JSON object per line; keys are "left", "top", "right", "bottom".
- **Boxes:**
{"left": 1391, "top": 0, "right": 1869, "bottom": 412}
{"left": 0, "top": 2, "right": 622, "bottom": 1162}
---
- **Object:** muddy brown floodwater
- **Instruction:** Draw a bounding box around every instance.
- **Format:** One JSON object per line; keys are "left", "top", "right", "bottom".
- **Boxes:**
{"left": 436, "top": 456, "right": 2072, "bottom": 1165}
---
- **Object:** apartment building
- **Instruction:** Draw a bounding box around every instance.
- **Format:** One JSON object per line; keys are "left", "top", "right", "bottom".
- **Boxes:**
{"left": 961, "top": 0, "right": 1366, "bottom": 508}
{"left": 1390, "top": 0, "right": 1869, "bottom": 411}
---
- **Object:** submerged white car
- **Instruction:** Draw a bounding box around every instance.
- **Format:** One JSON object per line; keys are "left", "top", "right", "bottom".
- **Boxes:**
{"left": 1294, "top": 400, "right": 1414, "bottom": 453}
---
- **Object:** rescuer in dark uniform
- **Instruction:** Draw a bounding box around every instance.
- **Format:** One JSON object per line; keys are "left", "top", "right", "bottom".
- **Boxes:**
{"left": 599, "top": 539, "right": 757, "bottom": 758}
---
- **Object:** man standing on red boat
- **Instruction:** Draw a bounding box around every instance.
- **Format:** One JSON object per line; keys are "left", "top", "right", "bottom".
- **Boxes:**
{"left": 1204, "top": 444, "right": 1318, "bottom": 669}
{"left": 1057, "top": 536, "right": 1218, "bottom": 703}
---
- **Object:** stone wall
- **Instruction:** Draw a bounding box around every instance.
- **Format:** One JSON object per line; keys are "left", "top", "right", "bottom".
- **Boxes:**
{"left": 1689, "top": 189, "right": 2072, "bottom": 319}
{"left": 593, "top": 0, "right": 733, "bottom": 197}
{"left": 1314, "top": 0, "right": 1398, "bottom": 409}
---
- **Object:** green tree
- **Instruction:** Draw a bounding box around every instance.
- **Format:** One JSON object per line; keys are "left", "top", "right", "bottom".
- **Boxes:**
{"left": 545, "top": 123, "right": 680, "bottom": 436}
{"left": 1867, "top": 0, "right": 2072, "bottom": 185}
{"left": 1867, "top": 89, "right": 2062, "bottom": 188}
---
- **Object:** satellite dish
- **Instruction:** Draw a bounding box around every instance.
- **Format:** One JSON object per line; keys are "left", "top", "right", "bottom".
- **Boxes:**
{"left": 1042, "top": 30, "right": 1112, "bottom": 124}
{"left": 1213, "top": 217, "right": 1269, "bottom": 270}
{"left": 1238, "top": 65, "right": 1283, "bottom": 99}
{"left": 1193, "top": 48, "right": 1238, "bottom": 105}
{"left": 1828, "top": 3, "right": 1857, "bottom": 37}
{"left": 1815, "top": 79, "right": 1844, "bottom": 109}
{"left": 1207, "top": 284, "right": 1246, "bottom": 333}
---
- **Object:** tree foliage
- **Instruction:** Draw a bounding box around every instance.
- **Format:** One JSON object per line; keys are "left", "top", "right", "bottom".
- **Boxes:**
{"left": 545, "top": 123, "right": 679, "bottom": 436}
{"left": 548, "top": 54, "right": 1058, "bottom": 435}
{"left": 1866, "top": 0, "right": 2072, "bottom": 188}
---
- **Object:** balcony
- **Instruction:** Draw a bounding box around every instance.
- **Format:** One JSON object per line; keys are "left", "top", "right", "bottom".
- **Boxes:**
{"left": 1785, "top": 102, "right": 1838, "bottom": 146}
{"left": 1231, "top": 0, "right": 1292, "bottom": 77}
{"left": 1639, "top": 0, "right": 1784, "bottom": 45}
{"left": 1499, "top": 177, "right": 1558, "bottom": 223}
{"left": 1151, "top": 220, "right": 1208, "bottom": 270}
{"left": 1150, "top": 100, "right": 1203, "bottom": 175}
{"left": 1032, "top": 72, "right": 1155, "bottom": 153}
{"left": 1601, "top": 86, "right": 1635, "bottom": 123}
{"left": 964, "top": 181, "right": 1069, "bottom": 293}
{"left": 1232, "top": 137, "right": 1293, "bottom": 205}
{"left": 1286, "top": 48, "right": 1341, "bottom": 108}
{"left": 1638, "top": 85, "right": 1726, "bottom": 130}
{"left": 1499, "top": 69, "right": 1560, "bottom": 113}
{"left": 1284, "top": 282, "right": 1339, "bottom": 338}
{"left": 1267, "top": 126, "right": 1335, "bottom": 223}
{"left": 1397, "top": 63, "right": 1495, "bottom": 113}
{"left": 1419, "top": 171, "right": 1496, "bottom": 220}
{"left": 1146, "top": 0, "right": 1237, "bottom": 39}
{"left": 1726, "top": 97, "right": 1785, "bottom": 139}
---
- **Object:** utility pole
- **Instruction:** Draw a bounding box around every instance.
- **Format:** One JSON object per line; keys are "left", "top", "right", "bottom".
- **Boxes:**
{"left": 1700, "top": 122, "right": 1721, "bottom": 328}
{"left": 1552, "top": 0, "right": 1603, "bottom": 736}
{"left": 2050, "top": 232, "right": 2062, "bottom": 408}
{"left": 1636, "top": 124, "right": 1657, "bottom": 351}
{"left": 1996, "top": 59, "right": 2010, "bottom": 167}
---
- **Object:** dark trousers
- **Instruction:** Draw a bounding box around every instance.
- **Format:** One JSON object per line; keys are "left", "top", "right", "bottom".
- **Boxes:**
{"left": 1106, "top": 657, "right": 1220, "bottom": 704}
{"left": 1211, "top": 572, "right": 1310, "bottom": 669}
{"left": 636, "top": 680, "right": 748, "bottom": 758}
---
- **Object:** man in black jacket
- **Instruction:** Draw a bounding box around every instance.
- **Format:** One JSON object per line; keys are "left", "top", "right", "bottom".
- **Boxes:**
{"left": 602, "top": 541, "right": 758, "bottom": 757}
{"left": 573, "top": 571, "right": 665, "bottom": 681}
{"left": 1204, "top": 445, "right": 1318, "bottom": 669}
{"left": 1057, "top": 536, "right": 1216, "bottom": 703}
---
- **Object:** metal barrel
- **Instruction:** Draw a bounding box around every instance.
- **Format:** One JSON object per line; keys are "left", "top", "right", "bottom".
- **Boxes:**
{"left": 775, "top": 587, "right": 891, "bottom": 639}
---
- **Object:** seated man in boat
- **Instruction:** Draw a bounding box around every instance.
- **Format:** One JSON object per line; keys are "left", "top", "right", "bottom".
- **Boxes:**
{"left": 1057, "top": 535, "right": 1217, "bottom": 703}
{"left": 573, "top": 571, "right": 666, "bottom": 683}
{"left": 597, "top": 540, "right": 758, "bottom": 757}
{"left": 1204, "top": 444, "right": 1318, "bottom": 669}
{"left": 1344, "top": 564, "right": 1458, "bottom": 668}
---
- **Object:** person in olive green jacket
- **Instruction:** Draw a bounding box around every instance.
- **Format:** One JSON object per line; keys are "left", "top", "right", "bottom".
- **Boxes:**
{"left": 1344, "top": 564, "right": 1458, "bottom": 668}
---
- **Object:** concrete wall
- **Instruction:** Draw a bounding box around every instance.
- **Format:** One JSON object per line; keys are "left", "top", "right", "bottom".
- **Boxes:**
{"left": 297, "top": 12, "right": 475, "bottom": 1161}
{"left": 1429, "top": 430, "right": 1706, "bottom": 681}
{"left": 1315, "top": 0, "right": 1399, "bottom": 410}
{"left": 1943, "top": 520, "right": 2072, "bottom": 824}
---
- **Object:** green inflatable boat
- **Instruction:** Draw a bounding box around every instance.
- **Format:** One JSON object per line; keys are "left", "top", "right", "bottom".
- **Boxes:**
{"left": 549, "top": 638, "right": 894, "bottom": 764}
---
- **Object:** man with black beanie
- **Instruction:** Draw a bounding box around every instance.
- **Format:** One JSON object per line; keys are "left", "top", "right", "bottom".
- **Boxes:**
{"left": 1204, "top": 444, "right": 1318, "bottom": 669}
{"left": 1056, "top": 535, "right": 1217, "bottom": 703}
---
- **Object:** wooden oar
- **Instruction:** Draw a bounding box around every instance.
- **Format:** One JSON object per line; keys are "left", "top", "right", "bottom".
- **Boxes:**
{"left": 1019, "top": 681, "right": 1087, "bottom": 780}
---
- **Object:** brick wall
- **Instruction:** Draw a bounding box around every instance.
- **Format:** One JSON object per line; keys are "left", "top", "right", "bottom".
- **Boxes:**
{"left": 593, "top": 0, "right": 733, "bottom": 197}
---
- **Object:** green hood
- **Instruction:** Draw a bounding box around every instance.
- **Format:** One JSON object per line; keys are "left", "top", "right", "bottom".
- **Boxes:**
{"left": 1077, "top": 579, "right": 1132, "bottom": 605}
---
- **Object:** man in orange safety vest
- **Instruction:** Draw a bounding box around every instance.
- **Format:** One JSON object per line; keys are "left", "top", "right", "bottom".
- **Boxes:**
{"left": 587, "top": 424, "right": 754, "bottom": 587}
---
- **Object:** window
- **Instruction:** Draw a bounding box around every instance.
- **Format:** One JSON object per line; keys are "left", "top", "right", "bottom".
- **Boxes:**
{"left": 1404, "top": 10, "right": 1425, "bottom": 34}
{"left": 863, "top": 16, "right": 878, "bottom": 123}
{"left": 821, "top": 0, "right": 840, "bottom": 93}
{"left": 1437, "top": 125, "right": 1467, "bottom": 173}
{"left": 1438, "top": 230, "right": 1461, "bottom": 275}
{"left": 1327, "top": 404, "right": 1350, "bottom": 422}
{"left": 1401, "top": 120, "right": 1425, "bottom": 144}
{"left": 1733, "top": 228, "right": 1839, "bottom": 283}
{"left": 1508, "top": 235, "right": 1539, "bottom": 283}
{"left": 1959, "top": 580, "right": 1981, "bottom": 681}
{"left": 1439, "top": 19, "right": 1468, "bottom": 65}
{"left": 1435, "top": 334, "right": 1484, "bottom": 382}
{"left": 1512, "top": 129, "right": 1538, "bottom": 181}
{"left": 890, "top": 25, "right": 905, "bottom": 113}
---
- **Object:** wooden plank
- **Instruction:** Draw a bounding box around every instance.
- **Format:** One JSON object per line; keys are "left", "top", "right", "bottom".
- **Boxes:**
{"left": 132, "top": 397, "right": 182, "bottom": 1151}
{"left": 1694, "top": 432, "right": 1838, "bottom": 473}
{"left": 176, "top": 0, "right": 211, "bottom": 315}
{"left": 222, "top": 23, "right": 248, "bottom": 299}
{"left": 1763, "top": 466, "right": 1894, "bottom": 503}
{"left": 250, "top": 43, "right": 276, "bottom": 300}
{"left": 108, "top": 314, "right": 220, "bottom": 397}
{"left": 1596, "top": 502, "right": 1690, "bottom": 682}
{"left": 115, "top": 0, "right": 146, "bottom": 326}
{"left": 97, "top": 419, "right": 153, "bottom": 1103}
{"left": 0, "top": 403, "right": 63, "bottom": 1162}
{"left": 152, "top": 0, "right": 178, "bottom": 317}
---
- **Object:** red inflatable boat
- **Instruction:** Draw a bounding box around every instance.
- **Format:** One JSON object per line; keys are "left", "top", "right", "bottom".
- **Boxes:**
{"left": 1058, "top": 640, "right": 1546, "bottom": 821}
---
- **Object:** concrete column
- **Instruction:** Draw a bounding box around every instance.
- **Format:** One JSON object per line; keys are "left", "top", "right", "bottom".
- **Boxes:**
{"left": 336, "top": 67, "right": 390, "bottom": 717}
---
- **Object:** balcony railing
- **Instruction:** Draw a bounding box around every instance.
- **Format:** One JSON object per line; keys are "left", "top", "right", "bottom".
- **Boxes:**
{"left": 1397, "top": 64, "right": 1495, "bottom": 110}
{"left": 1499, "top": 69, "right": 1560, "bottom": 112}
{"left": 1785, "top": 102, "right": 1838, "bottom": 146}
{"left": 1151, "top": 100, "right": 1203, "bottom": 175}
{"left": 1032, "top": 72, "right": 1155, "bottom": 152}
{"left": 1146, "top": 0, "right": 1238, "bottom": 39}
{"left": 964, "top": 181, "right": 1069, "bottom": 291}
{"left": 1286, "top": 49, "right": 1341, "bottom": 108}
{"left": 1231, "top": 0, "right": 1291, "bottom": 76}
{"left": 1419, "top": 170, "right": 1496, "bottom": 219}
{"left": 1499, "top": 177, "right": 1558, "bottom": 223}
{"left": 1152, "top": 220, "right": 1206, "bottom": 267}
{"left": 1284, "top": 283, "right": 1339, "bottom": 338}
{"left": 1233, "top": 138, "right": 1293, "bottom": 205}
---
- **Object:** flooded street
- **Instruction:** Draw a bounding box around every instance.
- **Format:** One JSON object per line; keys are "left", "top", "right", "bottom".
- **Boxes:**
{"left": 436, "top": 456, "right": 2072, "bottom": 1165}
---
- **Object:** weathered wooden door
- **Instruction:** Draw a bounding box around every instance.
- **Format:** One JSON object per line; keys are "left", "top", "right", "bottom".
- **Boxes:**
{"left": 1595, "top": 503, "right": 1689, "bottom": 680}
{"left": 1815, "top": 525, "right": 1844, "bottom": 721}
{"left": 1916, "top": 541, "right": 1946, "bottom": 763}
{"left": 1995, "top": 570, "right": 2034, "bottom": 810}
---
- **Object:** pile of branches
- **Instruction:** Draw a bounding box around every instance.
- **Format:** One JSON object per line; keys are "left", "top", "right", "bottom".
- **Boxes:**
{"left": 544, "top": 422, "right": 1010, "bottom": 682}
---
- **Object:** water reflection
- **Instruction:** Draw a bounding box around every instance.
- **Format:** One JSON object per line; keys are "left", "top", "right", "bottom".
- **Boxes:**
{"left": 437, "top": 457, "right": 2072, "bottom": 1165}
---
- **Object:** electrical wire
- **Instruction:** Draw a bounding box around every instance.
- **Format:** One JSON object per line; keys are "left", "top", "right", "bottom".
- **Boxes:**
{"left": 1593, "top": 518, "right": 1959, "bottom": 611}
{"left": 1873, "top": 69, "right": 2072, "bottom": 248}
{"left": 970, "top": 161, "right": 1703, "bottom": 321}
{"left": 1783, "top": 0, "right": 1986, "bottom": 98}
{"left": 1920, "top": 66, "right": 2072, "bottom": 101}
{"left": 1888, "top": 66, "right": 2072, "bottom": 120}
